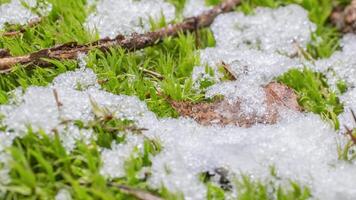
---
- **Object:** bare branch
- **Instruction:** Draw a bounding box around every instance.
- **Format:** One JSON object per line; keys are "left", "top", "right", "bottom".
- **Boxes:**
{"left": 115, "top": 184, "right": 163, "bottom": 200}
{"left": 0, "top": 0, "right": 241, "bottom": 73}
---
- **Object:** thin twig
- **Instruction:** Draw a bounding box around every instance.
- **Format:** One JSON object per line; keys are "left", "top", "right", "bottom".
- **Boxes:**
{"left": 0, "top": 0, "right": 241, "bottom": 73}
{"left": 139, "top": 67, "right": 164, "bottom": 80}
{"left": 221, "top": 61, "right": 237, "bottom": 80}
{"left": 1, "top": 18, "right": 42, "bottom": 37}
{"left": 111, "top": 184, "right": 163, "bottom": 200}
{"left": 52, "top": 88, "right": 63, "bottom": 111}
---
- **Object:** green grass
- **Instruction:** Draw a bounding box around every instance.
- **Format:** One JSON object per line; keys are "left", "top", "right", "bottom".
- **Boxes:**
{"left": 0, "top": 0, "right": 97, "bottom": 56}
{"left": 85, "top": 30, "right": 215, "bottom": 118}
{"left": 277, "top": 68, "right": 344, "bottom": 129}
{"left": 235, "top": 176, "right": 311, "bottom": 200}
{"left": 0, "top": 0, "right": 10, "bottom": 5}
{"left": 200, "top": 167, "right": 312, "bottom": 200}
{"left": 0, "top": 124, "right": 169, "bottom": 199}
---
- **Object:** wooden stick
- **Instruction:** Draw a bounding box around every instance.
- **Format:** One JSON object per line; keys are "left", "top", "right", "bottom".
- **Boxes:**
{"left": 0, "top": 0, "right": 241, "bottom": 73}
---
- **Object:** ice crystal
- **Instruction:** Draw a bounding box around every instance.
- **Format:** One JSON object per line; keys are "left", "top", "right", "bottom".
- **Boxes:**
{"left": 211, "top": 5, "right": 316, "bottom": 54}
{"left": 85, "top": 0, "right": 176, "bottom": 38}
{"left": 0, "top": 0, "right": 37, "bottom": 30}
{"left": 193, "top": 5, "right": 313, "bottom": 116}
{"left": 183, "top": 0, "right": 211, "bottom": 18}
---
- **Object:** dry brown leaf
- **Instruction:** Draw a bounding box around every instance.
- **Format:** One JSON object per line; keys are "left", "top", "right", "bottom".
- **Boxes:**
{"left": 170, "top": 82, "right": 300, "bottom": 127}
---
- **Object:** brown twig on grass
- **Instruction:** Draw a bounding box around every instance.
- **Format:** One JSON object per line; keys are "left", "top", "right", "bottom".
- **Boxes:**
{"left": 221, "top": 61, "right": 237, "bottom": 80}
{"left": 0, "top": 0, "right": 241, "bottom": 73}
{"left": 170, "top": 82, "right": 300, "bottom": 127}
{"left": 1, "top": 18, "right": 42, "bottom": 37}
{"left": 113, "top": 184, "right": 163, "bottom": 200}
{"left": 344, "top": 109, "right": 356, "bottom": 144}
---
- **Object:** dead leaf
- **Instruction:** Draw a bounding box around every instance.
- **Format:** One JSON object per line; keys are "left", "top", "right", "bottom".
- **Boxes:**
{"left": 264, "top": 82, "right": 301, "bottom": 112}
{"left": 221, "top": 61, "right": 237, "bottom": 80}
{"left": 170, "top": 82, "right": 300, "bottom": 127}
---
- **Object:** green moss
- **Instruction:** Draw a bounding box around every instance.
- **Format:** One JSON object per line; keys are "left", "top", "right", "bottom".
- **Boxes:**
{"left": 0, "top": 0, "right": 10, "bottom": 5}
{"left": 277, "top": 68, "right": 344, "bottom": 129}
{"left": 167, "top": 0, "right": 186, "bottom": 16}
{"left": 236, "top": 175, "right": 311, "bottom": 200}
{"left": 0, "top": 0, "right": 97, "bottom": 56}
{"left": 1, "top": 126, "right": 169, "bottom": 199}
{"left": 205, "top": 0, "right": 223, "bottom": 6}
{"left": 86, "top": 31, "right": 214, "bottom": 118}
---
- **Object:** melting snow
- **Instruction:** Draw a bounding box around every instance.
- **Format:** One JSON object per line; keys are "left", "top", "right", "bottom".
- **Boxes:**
{"left": 0, "top": 0, "right": 38, "bottom": 30}
{"left": 183, "top": 0, "right": 211, "bottom": 18}
{"left": 85, "top": 0, "right": 176, "bottom": 38}
{"left": 0, "top": 0, "right": 51, "bottom": 30}
{"left": 194, "top": 5, "right": 314, "bottom": 117}
{"left": 0, "top": 65, "right": 355, "bottom": 200}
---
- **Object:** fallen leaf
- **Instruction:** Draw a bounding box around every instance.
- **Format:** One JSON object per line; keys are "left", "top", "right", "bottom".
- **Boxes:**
{"left": 170, "top": 82, "right": 300, "bottom": 127}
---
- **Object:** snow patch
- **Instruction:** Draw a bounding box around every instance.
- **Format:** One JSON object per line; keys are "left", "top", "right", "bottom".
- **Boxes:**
{"left": 193, "top": 5, "right": 313, "bottom": 116}
{"left": 85, "top": 0, "right": 176, "bottom": 38}
{"left": 0, "top": 0, "right": 51, "bottom": 30}
{"left": 211, "top": 5, "right": 316, "bottom": 54}
{"left": 183, "top": 0, "right": 211, "bottom": 18}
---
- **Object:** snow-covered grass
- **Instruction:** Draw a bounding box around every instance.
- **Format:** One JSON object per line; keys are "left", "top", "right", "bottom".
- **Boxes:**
{"left": 0, "top": 0, "right": 356, "bottom": 199}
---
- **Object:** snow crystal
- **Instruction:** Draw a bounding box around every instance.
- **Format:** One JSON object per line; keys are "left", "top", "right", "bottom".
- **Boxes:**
{"left": 143, "top": 111, "right": 355, "bottom": 200}
{"left": 0, "top": 65, "right": 355, "bottom": 200}
{"left": 85, "top": 0, "right": 176, "bottom": 38}
{"left": 0, "top": 0, "right": 37, "bottom": 30}
{"left": 211, "top": 5, "right": 316, "bottom": 54}
{"left": 183, "top": 0, "right": 211, "bottom": 18}
{"left": 201, "top": 49, "right": 301, "bottom": 115}
{"left": 0, "top": 0, "right": 51, "bottom": 30}
{"left": 0, "top": 66, "right": 150, "bottom": 151}
{"left": 94, "top": 97, "right": 356, "bottom": 200}
{"left": 192, "top": 5, "right": 313, "bottom": 116}
{"left": 55, "top": 189, "right": 72, "bottom": 200}
{"left": 100, "top": 135, "right": 144, "bottom": 179}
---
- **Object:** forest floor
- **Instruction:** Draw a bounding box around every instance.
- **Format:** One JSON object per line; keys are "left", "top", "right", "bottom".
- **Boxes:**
{"left": 0, "top": 0, "right": 356, "bottom": 200}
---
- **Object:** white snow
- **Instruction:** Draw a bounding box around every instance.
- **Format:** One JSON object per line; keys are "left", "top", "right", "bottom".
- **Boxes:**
{"left": 183, "top": 0, "right": 211, "bottom": 18}
{"left": 55, "top": 189, "right": 72, "bottom": 200}
{"left": 100, "top": 134, "right": 145, "bottom": 179}
{"left": 0, "top": 0, "right": 51, "bottom": 30}
{"left": 0, "top": 0, "right": 37, "bottom": 30}
{"left": 211, "top": 5, "right": 316, "bottom": 54}
{"left": 193, "top": 5, "right": 313, "bottom": 116}
{"left": 0, "top": 64, "right": 355, "bottom": 200}
{"left": 85, "top": 0, "right": 176, "bottom": 38}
